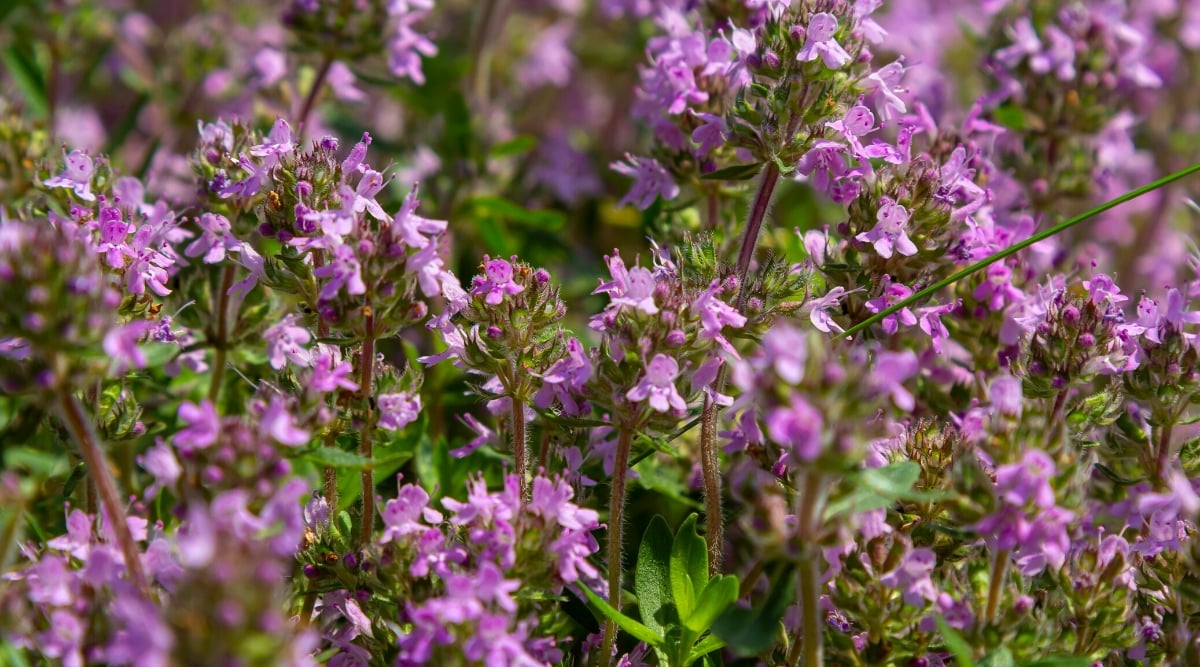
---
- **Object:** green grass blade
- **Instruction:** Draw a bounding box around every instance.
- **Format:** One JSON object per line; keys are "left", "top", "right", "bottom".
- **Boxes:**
{"left": 839, "top": 161, "right": 1200, "bottom": 341}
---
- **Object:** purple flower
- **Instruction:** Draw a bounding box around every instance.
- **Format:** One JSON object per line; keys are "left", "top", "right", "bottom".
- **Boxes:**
{"left": 808, "top": 286, "right": 852, "bottom": 334}
{"left": 694, "top": 280, "right": 747, "bottom": 356}
{"left": 380, "top": 480, "right": 440, "bottom": 544}
{"left": 450, "top": 413, "right": 495, "bottom": 458}
{"left": 880, "top": 547, "right": 938, "bottom": 607}
{"left": 533, "top": 337, "right": 592, "bottom": 415}
{"left": 260, "top": 396, "right": 310, "bottom": 446}
{"left": 176, "top": 400, "right": 220, "bottom": 451}
{"left": 472, "top": 258, "right": 525, "bottom": 305}
{"left": 391, "top": 186, "right": 447, "bottom": 250}
{"left": 387, "top": 10, "right": 438, "bottom": 84}
{"left": 43, "top": 149, "right": 96, "bottom": 201}
{"left": 102, "top": 320, "right": 153, "bottom": 372}
{"left": 626, "top": 354, "right": 687, "bottom": 413}
{"left": 378, "top": 392, "right": 421, "bottom": 431}
{"left": 248, "top": 118, "right": 295, "bottom": 162}
{"left": 690, "top": 112, "right": 728, "bottom": 156}
{"left": 796, "top": 13, "right": 851, "bottom": 68}
{"left": 137, "top": 438, "right": 181, "bottom": 500}
{"left": 868, "top": 349, "right": 919, "bottom": 411}
{"left": 264, "top": 314, "right": 312, "bottom": 370}
{"left": 765, "top": 395, "right": 824, "bottom": 464}
{"left": 856, "top": 199, "right": 918, "bottom": 258}
{"left": 864, "top": 279, "right": 918, "bottom": 335}
{"left": 185, "top": 212, "right": 237, "bottom": 264}
{"left": 310, "top": 345, "right": 359, "bottom": 393}
{"left": 610, "top": 154, "right": 679, "bottom": 210}
{"left": 313, "top": 244, "right": 367, "bottom": 301}
{"left": 989, "top": 375, "right": 1022, "bottom": 418}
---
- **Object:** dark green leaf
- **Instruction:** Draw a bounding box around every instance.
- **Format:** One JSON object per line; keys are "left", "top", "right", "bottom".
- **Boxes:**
{"left": 824, "top": 461, "right": 922, "bottom": 519}
{"left": 1, "top": 44, "right": 47, "bottom": 118}
{"left": 701, "top": 163, "right": 764, "bottom": 181}
{"left": 711, "top": 563, "right": 793, "bottom": 656}
{"left": 300, "top": 446, "right": 373, "bottom": 470}
{"left": 991, "top": 105, "right": 1027, "bottom": 131}
{"left": 636, "top": 515, "right": 675, "bottom": 636}
{"left": 490, "top": 135, "right": 537, "bottom": 158}
{"left": 471, "top": 196, "right": 565, "bottom": 230}
{"left": 1021, "top": 658, "right": 1092, "bottom": 667}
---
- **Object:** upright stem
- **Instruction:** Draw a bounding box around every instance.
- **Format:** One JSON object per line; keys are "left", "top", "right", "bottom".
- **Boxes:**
{"left": 208, "top": 264, "right": 235, "bottom": 403}
{"left": 313, "top": 249, "right": 338, "bottom": 512}
{"left": 599, "top": 427, "right": 635, "bottom": 667}
{"left": 700, "top": 390, "right": 724, "bottom": 575}
{"left": 297, "top": 55, "right": 334, "bottom": 136}
{"left": 357, "top": 304, "right": 376, "bottom": 548}
{"left": 1156, "top": 418, "right": 1176, "bottom": 486}
{"left": 735, "top": 162, "right": 782, "bottom": 293}
{"left": 467, "top": 0, "right": 511, "bottom": 110}
{"left": 58, "top": 391, "right": 150, "bottom": 598}
{"left": 985, "top": 549, "right": 1009, "bottom": 625}
{"left": 512, "top": 397, "right": 528, "bottom": 502}
{"left": 788, "top": 470, "right": 825, "bottom": 667}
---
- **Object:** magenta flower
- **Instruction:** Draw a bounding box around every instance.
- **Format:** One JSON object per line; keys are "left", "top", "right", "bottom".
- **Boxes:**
{"left": 175, "top": 400, "right": 219, "bottom": 451}
{"left": 185, "top": 212, "right": 237, "bottom": 264}
{"left": 626, "top": 354, "right": 687, "bottom": 413}
{"left": 313, "top": 243, "right": 367, "bottom": 300}
{"left": 260, "top": 397, "right": 310, "bottom": 447}
{"left": 310, "top": 345, "right": 359, "bottom": 393}
{"left": 102, "top": 320, "right": 153, "bottom": 372}
{"left": 248, "top": 118, "right": 295, "bottom": 163}
{"left": 796, "top": 13, "right": 851, "bottom": 68}
{"left": 43, "top": 149, "right": 96, "bottom": 201}
{"left": 264, "top": 314, "right": 312, "bottom": 370}
{"left": 694, "top": 280, "right": 747, "bottom": 356}
{"left": 856, "top": 199, "right": 918, "bottom": 259}
{"left": 765, "top": 395, "right": 824, "bottom": 464}
{"left": 472, "top": 258, "right": 525, "bottom": 305}
{"left": 533, "top": 337, "right": 592, "bottom": 415}
{"left": 610, "top": 154, "right": 679, "bottom": 210}
{"left": 378, "top": 392, "right": 422, "bottom": 430}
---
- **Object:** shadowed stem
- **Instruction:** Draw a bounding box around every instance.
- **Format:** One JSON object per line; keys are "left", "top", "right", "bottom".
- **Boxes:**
{"left": 839, "top": 161, "right": 1200, "bottom": 341}
{"left": 208, "top": 264, "right": 235, "bottom": 403}
{"left": 313, "top": 248, "right": 338, "bottom": 513}
{"left": 699, "top": 389, "right": 724, "bottom": 575}
{"left": 787, "top": 470, "right": 825, "bottom": 667}
{"left": 58, "top": 391, "right": 150, "bottom": 599}
{"left": 599, "top": 427, "right": 635, "bottom": 667}
{"left": 1156, "top": 418, "right": 1176, "bottom": 487}
{"left": 512, "top": 397, "right": 528, "bottom": 502}
{"left": 985, "top": 549, "right": 1009, "bottom": 625}
{"left": 357, "top": 304, "right": 376, "bottom": 548}
{"left": 297, "top": 54, "right": 334, "bottom": 136}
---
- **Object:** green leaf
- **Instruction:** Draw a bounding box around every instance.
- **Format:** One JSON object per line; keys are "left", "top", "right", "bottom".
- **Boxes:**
{"left": 670, "top": 514, "right": 708, "bottom": 620}
{"left": 935, "top": 616, "right": 974, "bottom": 667}
{"left": 684, "top": 575, "right": 739, "bottom": 634}
{"left": 991, "top": 105, "right": 1027, "bottom": 131}
{"left": 979, "top": 647, "right": 1015, "bottom": 667}
{"left": 0, "top": 44, "right": 47, "bottom": 118}
{"left": 490, "top": 135, "right": 537, "bottom": 158}
{"left": 636, "top": 515, "right": 676, "bottom": 635}
{"left": 1021, "top": 658, "right": 1092, "bottom": 667}
{"left": 701, "top": 162, "right": 764, "bottom": 181}
{"left": 685, "top": 633, "right": 727, "bottom": 665}
{"left": 823, "top": 461, "right": 922, "bottom": 519}
{"left": 711, "top": 563, "right": 794, "bottom": 656}
{"left": 580, "top": 585, "right": 664, "bottom": 647}
{"left": 300, "top": 446, "right": 373, "bottom": 470}
{"left": 471, "top": 196, "right": 565, "bottom": 230}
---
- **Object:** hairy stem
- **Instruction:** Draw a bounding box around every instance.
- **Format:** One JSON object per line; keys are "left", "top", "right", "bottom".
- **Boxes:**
{"left": 312, "top": 248, "right": 338, "bottom": 513}
{"left": 512, "top": 397, "right": 528, "bottom": 502}
{"left": 208, "top": 264, "right": 235, "bottom": 403}
{"left": 699, "top": 390, "right": 724, "bottom": 575}
{"left": 357, "top": 304, "right": 376, "bottom": 548}
{"left": 297, "top": 54, "right": 334, "bottom": 135}
{"left": 59, "top": 391, "right": 150, "bottom": 598}
{"left": 985, "top": 549, "right": 1009, "bottom": 625}
{"left": 599, "top": 427, "right": 635, "bottom": 667}
{"left": 735, "top": 162, "right": 781, "bottom": 294}
{"left": 1156, "top": 418, "right": 1176, "bottom": 487}
{"left": 788, "top": 470, "right": 825, "bottom": 667}
{"left": 840, "top": 161, "right": 1200, "bottom": 340}
{"left": 300, "top": 591, "right": 318, "bottom": 626}
{"left": 1046, "top": 388, "right": 1069, "bottom": 450}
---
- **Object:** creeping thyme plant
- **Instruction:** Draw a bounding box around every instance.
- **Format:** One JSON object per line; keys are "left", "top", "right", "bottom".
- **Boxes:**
{"left": 5, "top": 0, "right": 1200, "bottom": 665}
